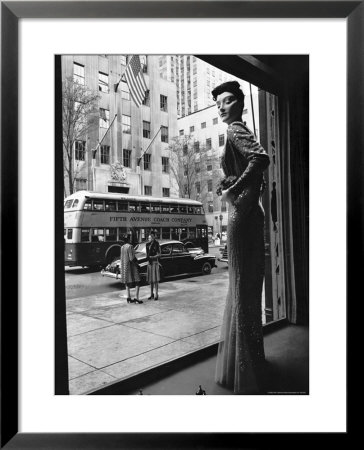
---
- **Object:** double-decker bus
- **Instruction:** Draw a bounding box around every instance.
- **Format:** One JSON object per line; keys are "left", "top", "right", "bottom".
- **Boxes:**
{"left": 64, "top": 191, "right": 208, "bottom": 267}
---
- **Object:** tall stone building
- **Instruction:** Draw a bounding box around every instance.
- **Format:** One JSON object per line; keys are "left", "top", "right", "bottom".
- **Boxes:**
{"left": 62, "top": 55, "right": 178, "bottom": 198}
{"left": 159, "top": 55, "right": 254, "bottom": 119}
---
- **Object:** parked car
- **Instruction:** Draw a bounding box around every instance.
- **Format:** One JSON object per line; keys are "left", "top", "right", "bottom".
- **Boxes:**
{"left": 218, "top": 244, "right": 228, "bottom": 264}
{"left": 101, "top": 240, "right": 216, "bottom": 281}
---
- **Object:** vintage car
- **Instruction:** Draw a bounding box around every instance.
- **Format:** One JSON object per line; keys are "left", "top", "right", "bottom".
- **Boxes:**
{"left": 101, "top": 240, "right": 216, "bottom": 281}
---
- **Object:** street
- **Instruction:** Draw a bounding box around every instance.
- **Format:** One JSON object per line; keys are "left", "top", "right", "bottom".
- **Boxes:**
{"left": 65, "top": 245, "right": 227, "bottom": 299}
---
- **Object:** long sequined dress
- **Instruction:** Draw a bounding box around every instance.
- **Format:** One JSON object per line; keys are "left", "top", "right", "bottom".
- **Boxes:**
{"left": 215, "top": 121, "right": 270, "bottom": 394}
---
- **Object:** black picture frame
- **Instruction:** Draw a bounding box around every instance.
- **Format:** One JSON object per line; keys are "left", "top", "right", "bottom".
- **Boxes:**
{"left": 1, "top": 1, "right": 359, "bottom": 447}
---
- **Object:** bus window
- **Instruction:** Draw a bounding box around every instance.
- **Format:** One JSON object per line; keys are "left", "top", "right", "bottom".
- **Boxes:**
{"left": 64, "top": 200, "right": 73, "bottom": 209}
{"left": 67, "top": 229, "right": 73, "bottom": 240}
{"left": 170, "top": 205, "right": 179, "bottom": 214}
{"left": 151, "top": 228, "right": 161, "bottom": 239}
{"left": 151, "top": 204, "right": 161, "bottom": 213}
{"left": 105, "top": 200, "right": 117, "bottom": 212}
{"left": 118, "top": 227, "right": 128, "bottom": 241}
{"left": 117, "top": 201, "right": 128, "bottom": 212}
{"left": 180, "top": 228, "right": 188, "bottom": 239}
{"left": 161, "top": 204, "right": 170, "bottom": 214}
{"left": 81, "top": 228, "right": 90, "bottom": 242}
{"left": 92, "top": 228, "right": 105, "bottom": 242}
{"left": 188, "top": 206, "right": 195, "bottom": 214}
{"left": 83, "top": 200, "right": 92, "bottom": 210}
{"left": 105, "top": 228, "right": 117, "bottom": 241}
{"left": 171, "top": 228, "right": 179, "bottom": 240}
{"left": 188, "top": 228, "right": 196, "bottom": 239}
{"left": 161, "top": 228, "right": 171, "bottom": 239}
{"left": 129, "top": 202, "right": 140, "bottom": 213}
{"left": 179, "top": 205, "right": 187, "bottom": 214}
{"left": 93, "top": 200, "right": 105, "bottom": 211}
{"left": 161, "top": 244, "right": 172, "bottom": 255}
{"left": 140, "top": 202, "right": 151, "bottom": 213}
{"left": 195, "top": 207, "right": 202, "bottom": 214}
{"left": 72, "top": 199, "right": 79, "bottom": 208}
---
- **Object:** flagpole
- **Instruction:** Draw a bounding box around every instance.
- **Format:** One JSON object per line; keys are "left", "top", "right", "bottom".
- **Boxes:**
{"left": 91, "top": 113, "right": 117, "bottom": 190}
{"left": 114, "top": 55, "right": 132, "bottom": 93}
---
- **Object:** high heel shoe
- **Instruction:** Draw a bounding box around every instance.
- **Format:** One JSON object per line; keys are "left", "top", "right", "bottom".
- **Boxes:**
{"left": 134, "top": 298, "right": 143, "bottom": 304}
{"left": 127, "top": 297, "right": 134, "bottom": 303}
{"left": 148, "top": 294, "right": 154, "bottom": 300}
{"left": 154, "top": 295, "right": 159, "bottom": 301}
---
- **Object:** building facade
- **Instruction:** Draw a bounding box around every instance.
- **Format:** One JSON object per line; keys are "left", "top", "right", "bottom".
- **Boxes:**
{"left": 62, "top": 55, "right": 178, "bottom": 198}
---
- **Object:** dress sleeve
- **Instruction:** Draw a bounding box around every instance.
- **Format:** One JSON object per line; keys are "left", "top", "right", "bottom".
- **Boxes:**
{"left": 226, "top": 122, "right": 270, "bottom": 196}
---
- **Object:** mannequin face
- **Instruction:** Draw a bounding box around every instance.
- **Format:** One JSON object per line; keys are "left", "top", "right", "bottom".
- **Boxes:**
{"left": 216, "top": 91, "right": 243, "bottom": 125}
{"left": 148, "top": 234, "right": 154, "bottom": 242}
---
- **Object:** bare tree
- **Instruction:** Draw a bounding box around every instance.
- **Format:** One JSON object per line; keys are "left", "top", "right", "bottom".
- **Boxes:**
{"left": 63, "top": 77, "right": 100, "bottom": 195}
{"left": 168, "top": 135, "right": 222, "bottom": 211}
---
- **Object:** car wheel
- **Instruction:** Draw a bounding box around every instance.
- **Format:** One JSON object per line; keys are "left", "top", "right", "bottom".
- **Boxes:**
{"left": 201, "top": 262, "right": 212, "bottom": 275}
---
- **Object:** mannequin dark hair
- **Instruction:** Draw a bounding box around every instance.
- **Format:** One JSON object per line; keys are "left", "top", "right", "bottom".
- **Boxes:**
{"left": 211, "top": 81, "right": 245, "bottom": 107}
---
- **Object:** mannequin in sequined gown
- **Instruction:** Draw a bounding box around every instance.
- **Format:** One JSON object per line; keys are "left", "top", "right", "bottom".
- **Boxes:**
{"left": 212, "top": 81, "right": 270, "bottom": 394}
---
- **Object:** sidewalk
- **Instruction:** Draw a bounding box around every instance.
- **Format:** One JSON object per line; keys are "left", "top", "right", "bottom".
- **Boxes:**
{"left": 66, "top": 271, "right": 228, "bottom": 394}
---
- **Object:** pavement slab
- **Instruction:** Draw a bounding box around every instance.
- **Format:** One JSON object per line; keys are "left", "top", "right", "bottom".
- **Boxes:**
{"left": 122, "top": 309, "right": 221, "bottom": 340}
{"left": 66, "top": 313, "right": 113, "bottom": 337}
{"left": 102, "top": 340, "right": 199, "bottom": 380}
{"left": 69, "top": 369, "right": 117, "bottom": 395}
{"left": 68, "top": 356, "right": 96, "bottom": 379}
{"left": 181, "top": 327, "right": 222, "bottom": 348}
{"left": 66, "top": 295, "right": 123, "bottom": 313}
{"left": 68, "top": 323, "right": 175, "bottom": 369}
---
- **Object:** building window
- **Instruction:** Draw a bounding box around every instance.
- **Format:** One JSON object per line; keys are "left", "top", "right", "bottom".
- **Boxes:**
{"left": 208, "top": 179, "right": 213, "bottom": 192}
{"left": 75, "top": 140, "right": 86, "bottom": 161}
{"left": 195, "top": 182, "right": 201, "bottom": 194}
{"left": 161, "top": 126, "right": 168, "bottom": 143}
{"left": 162, "top": 157, "right": 169, "bottom": 173}
{"left": 122, "top": 115, "right": 131, "bottom": 134}
{"left": 98, "top": 72, "right": 109, "bottom": 93}
{"left": 201, "top": 122, "right": 206, "bottom": 129}
{"left": 183, "top": 184, "right": 188, "bottom": 196}
{"left": 140, "top": 55, "right": 148, "bottom": 73}
{"left": 99, "top": 108, "right": 110, "bottom": 128}
{"left": 219, "top": 134, "right": 225, "bottom": 146}
{"left": 160, "top": 95, "right": 168, "bottom": 112}
{"left": 144, "top": 185, "right": 152, "bottom": 196}
{"left": 74, "top": 178, "right": 87, "bottom": 191}
{"left": 73, "top": 62, "right": 85, "bottom": 85}
{"left": 208, "top": 201, "right": 214, "bottom": 213}
{"left": 143, "top": 121, "right": 151, "bottom": 139}
{"left": 194, "top": 102, "right": 198, "bottom": 111}
{"left": 144, "top": 153, "right": 151, "bottom": 170}
{"left": 193, "top": 66, "right": 197, "bottom": 75}
{"left": 206, "top": 138, "right": 212, "bottom": 150}
{"left": 195, "top": 162, "right": 200, "bottom": 174}
{"left": 183, "top": 144, "right": 188, "bottom": 155}
{"left": 101, "top": 145, "right": 110, "bottom": 165}
{"left": 221, "top": 200, "right": 227, "bottom": 212}
{"left": 179, "top": 129, "right": 184, "bottom": 136}
{"left": 194, "top": 141, "right": 200, "bottom": 152}
{"left": 120, "top": 55, "right": 127, "bottom": 65}
{"left": 123, "top": 149, "right": 132, "bottom": 168}
{"left": 207, "top": 163, "right": 212, "bottom": 172}
{"left": 121, "top": 81, "right": 130, "bottom": 100}
{"left": 183, "top": 164, "right": 188, "bottom": 176}
{"left": 162, "top": 187, "right": 170, "bottom": 197}
{"left": 213, "top": 117, "right": 218, "bottom": 125}
{"left": 142, "top": 90, "right": 150, "bottom": 106}
{"left": 190, "top": 126, "right": 195, "bottom": 133}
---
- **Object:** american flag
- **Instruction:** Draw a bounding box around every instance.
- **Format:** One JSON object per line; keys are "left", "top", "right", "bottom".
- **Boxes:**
{"left": 123, "top": 55, "right": 148, "bottom": 107}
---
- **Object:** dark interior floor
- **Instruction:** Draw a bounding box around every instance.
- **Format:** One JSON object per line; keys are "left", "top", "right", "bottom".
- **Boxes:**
{"left": 128, "top": 325, "right": 309, "bottom": 395}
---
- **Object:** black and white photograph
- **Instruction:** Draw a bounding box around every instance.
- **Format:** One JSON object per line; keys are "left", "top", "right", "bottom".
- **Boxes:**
{"left": 59, "top": 54, "right": 309, "bottom": 396}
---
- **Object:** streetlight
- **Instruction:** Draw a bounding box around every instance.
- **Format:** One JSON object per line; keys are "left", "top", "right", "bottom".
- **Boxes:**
{"left": 219, "top": 214, "right": 223, "bottom": 236}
